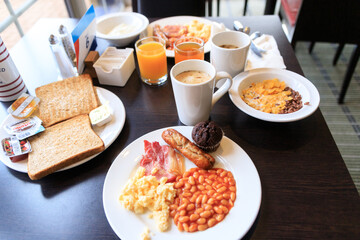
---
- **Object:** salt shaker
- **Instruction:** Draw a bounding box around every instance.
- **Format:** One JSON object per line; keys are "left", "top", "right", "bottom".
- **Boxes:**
{"left": 58, "top": 25, "right": 76, "bottom": 67}
{"left": 0, "top": 36, "right": 27, "bottom": 102}
{"left": 49, "top": 34, "right": 77, "bottom": 80}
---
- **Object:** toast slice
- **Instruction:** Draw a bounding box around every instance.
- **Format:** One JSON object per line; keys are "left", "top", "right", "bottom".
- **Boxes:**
{"left": 35, "top": 74, "right": 100, "bottom": 127}
{"left": 27, "top": 114, "right": 105, "bottom": 180}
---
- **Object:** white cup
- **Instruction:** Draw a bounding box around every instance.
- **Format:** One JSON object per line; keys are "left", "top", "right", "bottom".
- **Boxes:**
{"left": 210, "top": 31, "right": 251, "bottom": 77}
{"left": 170, "top": 60, "right": 233, "bottom": 126}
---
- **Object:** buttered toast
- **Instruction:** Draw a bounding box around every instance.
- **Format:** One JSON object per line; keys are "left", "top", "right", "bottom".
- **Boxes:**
{"left": 35, "top": 74, "right": 100, "bottom": 127}
{"left": 27, "top": 114, "right": 105, "bottom": 180}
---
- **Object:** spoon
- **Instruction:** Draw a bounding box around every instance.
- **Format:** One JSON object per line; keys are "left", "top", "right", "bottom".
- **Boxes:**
{"left": 233, "top": 21, "right": 266, "bottom": 57}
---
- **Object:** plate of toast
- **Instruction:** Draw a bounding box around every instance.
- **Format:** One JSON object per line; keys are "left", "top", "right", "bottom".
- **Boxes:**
{"left": 0, "top": 74, "right": 126, "bottom": 180}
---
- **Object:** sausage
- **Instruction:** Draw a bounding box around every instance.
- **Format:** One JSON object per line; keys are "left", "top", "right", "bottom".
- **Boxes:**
{"left": 162, "top": 129, "right": 215, "bottom": 169}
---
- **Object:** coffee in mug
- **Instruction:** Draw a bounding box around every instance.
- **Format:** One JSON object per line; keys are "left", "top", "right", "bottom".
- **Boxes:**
{"left": 219, "top": 44, "right": 239, "bottom": 49}
{"left": 175, "top": 70, "right": 211, "bottom": 84}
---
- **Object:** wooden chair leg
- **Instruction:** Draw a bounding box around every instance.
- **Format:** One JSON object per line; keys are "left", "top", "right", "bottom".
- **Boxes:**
{"left": 338, "top": 45, "right": 360, "bottom": 104}
{"left": 333, "top": 43, "right": 345, "bottom": 66}
{"left": 309, "top": 42, "right": 315, "bottom": 53}
{"left": 208, "top": 0, "right": 213, "bottom": 16}
{"left": 217, "top": 0, "right": 220, "bottom": 16}
{"left": 243, "top": 0, "right": 248, "bottom": 16}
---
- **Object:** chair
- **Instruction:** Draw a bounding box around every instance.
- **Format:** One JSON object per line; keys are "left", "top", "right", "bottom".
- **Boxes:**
{"left": 280, "top": 0, "right": 360, "bottom": 103}
{"left": 131, "top": 0, "right": 207, "bottom": 18}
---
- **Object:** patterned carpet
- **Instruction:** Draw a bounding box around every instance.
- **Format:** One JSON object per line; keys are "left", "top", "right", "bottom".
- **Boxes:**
{"left": 295, "top": 42, "right": 360, "bottom": 193}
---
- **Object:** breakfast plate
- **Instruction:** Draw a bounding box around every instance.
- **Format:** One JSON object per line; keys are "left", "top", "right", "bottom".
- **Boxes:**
{"left": 103, "top": 126, "right": 261, "bottom": 240}
{"left": 229, "top": 68, "right": 320, "bottom": 122}
{"left": 0, "top": 87, "right": 126, "bottom": 173}
{"left": 145, "top": 16, "right": 217, "bottom": 57}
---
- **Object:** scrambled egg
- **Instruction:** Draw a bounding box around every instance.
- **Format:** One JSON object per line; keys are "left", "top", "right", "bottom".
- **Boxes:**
{"left": 186, "top": 20, "right": 211, "bottom": 42}
{"left": 241, "top": 78, "right": 292, "bottom": 114}
{"left": 119, "top": 167, "right": 176, "bottom": 232}
{"left": 140, "top": 227, "right": 151, "bottom": 240}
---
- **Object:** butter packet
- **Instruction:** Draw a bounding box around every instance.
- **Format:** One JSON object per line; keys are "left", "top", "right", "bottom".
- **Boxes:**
{"left": 4, "top": 116, "right": 45, "bottom": 140}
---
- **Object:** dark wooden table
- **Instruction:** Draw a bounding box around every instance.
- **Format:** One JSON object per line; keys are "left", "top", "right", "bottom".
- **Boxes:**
{"left": 0, "top": 16, "right": 359, "bottom": 240}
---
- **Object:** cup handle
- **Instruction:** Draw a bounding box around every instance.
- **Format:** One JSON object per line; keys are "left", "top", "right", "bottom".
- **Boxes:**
{"left": 212, "top": 71, "right": 233, "bottom": 108}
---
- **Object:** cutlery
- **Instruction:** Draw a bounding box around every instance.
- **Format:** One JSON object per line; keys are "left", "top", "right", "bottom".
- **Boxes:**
{"left": 233, "top": 21, "right": 266, "bottom": 57}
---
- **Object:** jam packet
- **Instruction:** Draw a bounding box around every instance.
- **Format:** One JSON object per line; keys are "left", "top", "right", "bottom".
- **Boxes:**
{"left": 2, "top": 136, "right": 32, "bottom": 157}
{"left": 7, "top": 93, "right": 40, "bottom": 119}
{"left": 4, "top": 116, "right": 45, "bottom": 140}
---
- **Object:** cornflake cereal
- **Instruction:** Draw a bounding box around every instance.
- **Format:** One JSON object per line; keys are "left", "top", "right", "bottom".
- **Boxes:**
{"left": 241, "top": 78, "right": 295, "bottom": 114}
{"left": 119, "top": 167, "right": 177, "bottom": 232}
{"left": 185, "top": 20, "right": 211, "bottom": 43}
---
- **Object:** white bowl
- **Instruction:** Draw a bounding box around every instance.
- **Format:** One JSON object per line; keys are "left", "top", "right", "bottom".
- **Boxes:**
{"left": 229, "top": 68, "right": 320, "bottom": 122}
{"left": 96, "top": 12, "right": 149, "bottom": 47}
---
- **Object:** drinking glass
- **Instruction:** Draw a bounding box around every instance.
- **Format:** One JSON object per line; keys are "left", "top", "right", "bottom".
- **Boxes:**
{"left": 174, "top": 37, "right": 204, "bottom": 64}
{"left": 135, "top": 36, "right": 167, "bottom": 85}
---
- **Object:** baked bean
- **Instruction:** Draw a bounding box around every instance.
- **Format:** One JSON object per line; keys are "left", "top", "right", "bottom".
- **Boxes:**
{"left": 179, "top": 216, "right": 190, "bottom": 223}
{"left": 189, "top": 223, "right": 198, "bottom": 232}
{"left": 220, "top": 171, "right": 227, "bottom": 178}
{"left": 195, "top": 208, "right": 204, "bottom": 214}
{"left": 223, "top": 193, "right": 230, "bottom": 199}
{"left": 208, "top": 218, "right": 217, "bottom": 227}
{"left": 205, "top": 179, "right": 213, "bottom": 185}
{"left": 199, "top": 175, "right": 205, "bottom": 183}
{"left": 174, "top": 181, "right": 184, "bottom": 189}
{"left": 208, "top": 174, "right": 216, "bottom": 180}
{"left": 187, "top": 203, "right": 195, "bottom": 211}
{"left": 189, "top": 176, "right": 195, "bottom": 185}
{"left": 177, "top": 222, "right": 184, "bottom": 231}
{"left": 215, "top": 214, "right": 225, "bottom": 222}
{"left": 214, "top": 206, "right": 223, "bottom": 214}
{"left": 230, "top": 192, "right": 236, "bottom": 202}
{"left": 183, "top": 223, "right": 189, "bottom": 232}
{"left": 207, "top": 197, "right": 215, "bottom": 205}
{"left": 171, "top": 168, "right": 236, "bottom": 233}
{"left": 198, "top": 224, "right": 208, "bottom": 231}
{"left": 200, "top": 210, "right": 211, "bottom": 218}
{"left": 190, "top": 213, "right": 200, "bottom": 221}
{"left": 196, "top": 218, "right": 206, "bottom": 225}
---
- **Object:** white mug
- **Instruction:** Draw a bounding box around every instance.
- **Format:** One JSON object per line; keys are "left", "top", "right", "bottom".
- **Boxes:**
{"left": 210, "top": 31, "right": 251, "bottom": 77}
{"left": 170, "top": 60, "right": 233, "bottom": 126}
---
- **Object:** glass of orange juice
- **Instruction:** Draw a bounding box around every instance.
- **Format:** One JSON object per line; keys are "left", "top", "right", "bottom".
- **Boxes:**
{"left": 174, "top": 37, "right": 204, "bottom": 64}
{"left": 135, "top": 36, "right": 167, "bottom": 85}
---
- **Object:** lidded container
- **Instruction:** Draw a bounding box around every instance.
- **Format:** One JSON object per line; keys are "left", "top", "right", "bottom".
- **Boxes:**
{"left": 93, "top": 47, "right": 135, "bottom": 87}
{"left": 0, "top": 36, "right": 27, "bottom": 102}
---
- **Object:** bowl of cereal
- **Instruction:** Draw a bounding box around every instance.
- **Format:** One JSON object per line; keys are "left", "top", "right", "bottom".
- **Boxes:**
{"left": 229, "top": 68, "right": 320, "bottom": 122}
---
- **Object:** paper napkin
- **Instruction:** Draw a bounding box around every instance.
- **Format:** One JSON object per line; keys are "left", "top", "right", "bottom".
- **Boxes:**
{"left": 245, "top": 34, "right": 286, "bottom": 71}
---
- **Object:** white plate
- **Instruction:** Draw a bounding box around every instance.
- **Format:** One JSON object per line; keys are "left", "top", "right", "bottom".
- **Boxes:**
{"left": 103, "top": 126, "right": 261, "bottom": 240}
{"left": 0, "top": 87, "right": 126, "bottom": 173}
{"left": 146, "top": 16, "right": 214, "bottom": 57}
{"left": 229, "top": 68, "right": 320, "bottom": 122}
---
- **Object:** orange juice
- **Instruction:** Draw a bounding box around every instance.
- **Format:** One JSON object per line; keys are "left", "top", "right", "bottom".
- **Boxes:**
{"left": 174, "top": 37, "right": 204, "bottom": 64}
{"left": 136, "top": 41, "right": 167, "bottom": 82}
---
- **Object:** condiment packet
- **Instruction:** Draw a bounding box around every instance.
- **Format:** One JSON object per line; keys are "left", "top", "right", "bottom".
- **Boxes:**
{"left": 7, "top": 93, "right": 40, "bottom": 119}
{"left": 1, "top": 136, "right": 32, "bottom": 157}
{"left": 4, "top": 116, "right": 45, "bottom": 140}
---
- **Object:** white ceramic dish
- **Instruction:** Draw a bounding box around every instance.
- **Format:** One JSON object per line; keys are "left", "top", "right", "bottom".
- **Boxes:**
{"left": 96, "top": 12, "right": 149, "bottom": 47}
{"left": 0, "top": 87, "right": 126, "bottom": 173}
{"left": 146, "top": 16, "right": 216, "bottom": 57}
{"left": 103, "top": 126, "right": 261, "bottom": 240}
{"left": 229, "top": 68, "right": 320, "bottom": 122}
